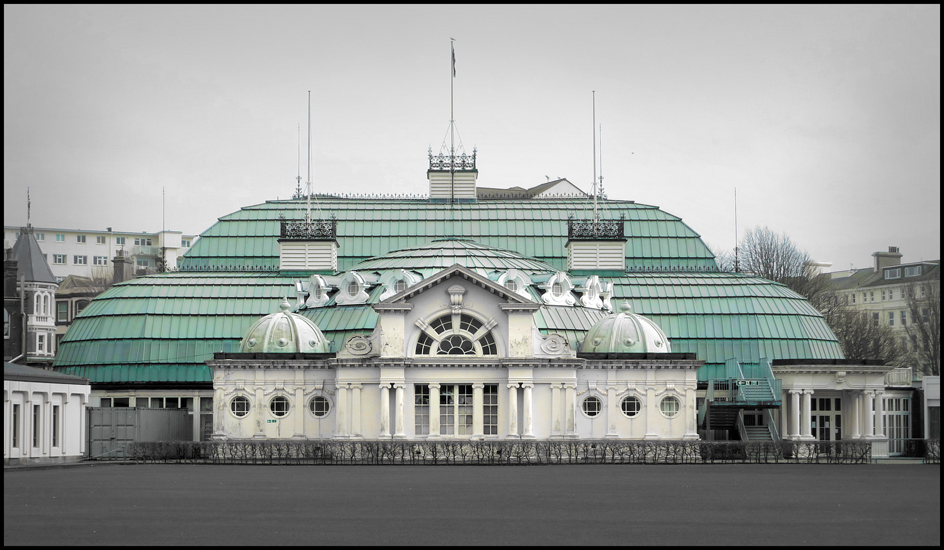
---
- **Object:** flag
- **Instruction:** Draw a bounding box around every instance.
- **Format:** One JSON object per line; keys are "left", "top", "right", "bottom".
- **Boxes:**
{"left": 452, "top": 45, "right": 456, "bottom": 77}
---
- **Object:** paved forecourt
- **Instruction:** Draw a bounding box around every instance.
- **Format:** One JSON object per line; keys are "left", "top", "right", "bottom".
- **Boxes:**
{"left": 4, "top": 464, "right": 940, "bottom": 546}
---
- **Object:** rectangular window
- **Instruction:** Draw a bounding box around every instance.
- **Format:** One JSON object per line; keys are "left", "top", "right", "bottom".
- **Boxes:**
{"left": 134, "top": 238, "right": 153, "bottom": 246}
{"left": 901, "top": 310, "right": 907, "bottom": 327}
{"left": 414, "top": 384, "right": 429, "bottom": 436}
{"left": 12, "top": 404, "right": 19, "bottom": 448}
{"left": 885, "top": 268, "right": 901, "bottom": 279}
{"left": 922, "top": 308, "right": 930, "bottom": 324}
{"left": 74, "top": 255, "right": 87, "bottom": 265}
{"left": 32, "top": 404, "right": 40, "bottom": 448}
{"left": 904, "top": 266, "right": 922, "bottom": 277}
{"left": 888, "top": 311, "right": 894, "bottom": 326}
{"left": 52, "top": 405, "right": 59, "bottom": 447}
{"left": 37, "top": 334, "right": 45, "bottom": 353}
{"left": 483, "top": 384, "right": 498, "bottom": 435}
{"left": 35, "top": 233, "right": 44, "bottom": 241}
{"left": 53, "top": 254, "right": 66, "bottom": 264}
{"left": 165, "top": 397, "right": 179, "bottom": 408}
{"left": 851, "top": 293, "right": 855, "bottom": 304}
{"left": 889, "top": 289, "right": 894, "bottom": 300}
{"left": 870, "top": 292, "right": 875, "bottom": 302}
{"left": 182, "top": 239, "right": 191, "bottom": 248}
{"left": 136, "top": 258, "right": 150, "bottom": 268}
{"left": 116, "top": 236, "right": 125, "bottom": 245}
{"left": 57, "top": 301, "right": 68, "bottom": 322}
{"left": 93, "top": 256, "right": 108, "bottom": 266}
{"left": 100, "top": 398, "right": 112, "bottom": 407}
{"left": 55, "top": 234, "right": 65, "bottom": 242}
{"left": 873, "top": 312, "right": 879, "bottom": 327}
{"left": 96, "top": 235, "right": 106, "bottom": 244}
{"left": 76, "top": 234, "right": 86, "bottom": 243}
{"left": 881, "top": 290, "right": 886, "bottom": 301}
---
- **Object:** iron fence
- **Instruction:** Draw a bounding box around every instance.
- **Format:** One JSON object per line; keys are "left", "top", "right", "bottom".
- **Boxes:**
{"left": 119, "top": 439, "right": 912, "bottom": 466}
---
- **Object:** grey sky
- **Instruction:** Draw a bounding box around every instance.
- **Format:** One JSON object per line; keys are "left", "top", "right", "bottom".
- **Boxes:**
{"left": 4, "top": 5, "right": 940, "bottom": 271}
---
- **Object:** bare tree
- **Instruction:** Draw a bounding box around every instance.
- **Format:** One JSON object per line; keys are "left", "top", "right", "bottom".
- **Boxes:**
{"left": 706, "top": 243, "right": 736, "bottom": 273}
{"left": 736, "top": 226, "right": 831, "bottom": 299}
{"left": 903, "top": 277, "right": 941, "bottom": 376}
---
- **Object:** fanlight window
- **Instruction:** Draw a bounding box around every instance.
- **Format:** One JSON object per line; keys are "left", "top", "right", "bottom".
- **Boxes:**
{"left": 415, "top": 314, "right": 497, "bottom": 356}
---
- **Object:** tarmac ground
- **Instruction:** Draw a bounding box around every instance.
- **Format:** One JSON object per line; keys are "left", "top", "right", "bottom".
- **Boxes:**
{"left": 4, "top": 463, "right": 940, "bottom": 546}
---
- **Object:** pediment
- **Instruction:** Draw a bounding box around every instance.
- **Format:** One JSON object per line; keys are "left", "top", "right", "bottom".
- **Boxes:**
{"left": 377, "top": 264, "right": 536, "bottom": 307}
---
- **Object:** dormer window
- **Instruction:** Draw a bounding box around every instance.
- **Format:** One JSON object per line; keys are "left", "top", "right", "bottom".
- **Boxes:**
{"left": 395, "top": 279, "right": 408, "bottom": 293}
{"left": 504, "top": 280, "right": 518, "bottom": 292}
{"left": 885, "top": 268, "right": 901, "bottom": 280}
{"left": 414, "top": 313, "right": 498, "bottom": 357}
{"left": 552, "top": 282, "right": 563, "bottom": 298}
{"left": 347, "top": 281, "right": 359, "bottom": 297}
{"left": 904, "top": 266, "right": 922, "bottom": 277}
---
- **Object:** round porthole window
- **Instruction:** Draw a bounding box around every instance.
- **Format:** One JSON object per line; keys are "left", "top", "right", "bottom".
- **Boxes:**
{"left": 660, "top": 396, "right": 680, "bottom": 418}
{"left": 230, "top": 396, "right": 250, "bottom": 418}
{"left": 621, "top": 396, "right": 641, "bottom": 418}
{"left": 582, "top": 396, "right": 602, "bottom": 417}
{"left": 269, "top": 396, "right": 290, "bottom": 417}
{"left": 309, "top": 396, "right": 330, "bottom": 417}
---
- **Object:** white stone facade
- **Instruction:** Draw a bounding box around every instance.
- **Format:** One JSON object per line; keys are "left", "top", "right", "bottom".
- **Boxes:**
{"left": 208, "top": 265, "right": 702, "bottom": 441}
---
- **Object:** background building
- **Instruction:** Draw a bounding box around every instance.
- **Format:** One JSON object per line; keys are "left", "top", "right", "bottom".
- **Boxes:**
{"left": 3, "top": 226, "right": 196, "bottom": 283}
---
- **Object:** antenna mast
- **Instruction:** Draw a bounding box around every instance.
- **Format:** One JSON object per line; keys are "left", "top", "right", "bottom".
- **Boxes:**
{"left": 592, "top": 91, "right": 598, "bottom": 222}
{"left": 27, "top": 187, "right": 31, "bottom": 228}
{"left": 295, "top": 123, "right": 302, "bottom": 199}
{"left": 450, "top": 38, "right": 456, "bottom": 205}
{"left": 734, "top": 187, "right": 740, "bottom": 273}
{"left": 599, "top": 123, "right": 604, "bottom": 199}
{"left": 306, "top": 91, "right": 313, "bottom": 223}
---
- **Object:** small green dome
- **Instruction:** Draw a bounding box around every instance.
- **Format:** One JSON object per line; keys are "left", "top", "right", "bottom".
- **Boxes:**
{"left": 580, "top": 302, "right": 671, "bottom": 354}
{"left": 240, "top": 298, "right": 330, "bottom": 353}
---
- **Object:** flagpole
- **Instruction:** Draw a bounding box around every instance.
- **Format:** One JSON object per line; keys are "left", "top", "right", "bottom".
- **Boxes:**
{"left": 450, "top": 38, "right": 455, "bottom": 205}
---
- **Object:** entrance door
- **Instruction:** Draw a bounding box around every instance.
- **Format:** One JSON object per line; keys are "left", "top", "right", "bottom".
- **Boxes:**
{"left": 810, "top": 397, "right": 842, "bottom": 441}
{"left": 883, "top": 397, "right": 910, "bottom": 456}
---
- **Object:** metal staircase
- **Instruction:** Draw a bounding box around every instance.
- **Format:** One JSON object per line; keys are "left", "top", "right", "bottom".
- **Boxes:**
{"left": 699, "top": 358, "right": 782, "bottom": 441}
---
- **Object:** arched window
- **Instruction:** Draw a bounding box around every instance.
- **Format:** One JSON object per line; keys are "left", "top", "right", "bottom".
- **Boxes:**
{"left": 394, "top": 279, "right": 408, "bottom": 293}
{"left": 414, "top": 313, "right": 497, "bottom": 357}
{"left": 504, "top": 280, "right": 518, "bottom": 292}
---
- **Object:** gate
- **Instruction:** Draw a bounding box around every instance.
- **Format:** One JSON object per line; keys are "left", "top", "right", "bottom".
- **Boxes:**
{"left": 87, "top": 408, "right": 193, "bottom": 459}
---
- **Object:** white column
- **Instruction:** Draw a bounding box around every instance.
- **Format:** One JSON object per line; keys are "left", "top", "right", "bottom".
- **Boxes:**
{"left": 428, "top": 383, "right": 441, "bottom": 439}
{"left": 864, "top": 390, "right": 875, "bottom": 438}
{"left": 873, "top": 390, "right": 885, "bottom": 438}
{"left": 335, "top": 384, "right": 348, "bottom": 439}
{"left": 780, "top": 389, "right": 788, "bottom": 439}
{"left": 550, "top": 383, "right": 562, "bottom": 438}
{"left": 394, "top": 384, "right": 405, "bottom": 439}
{"left": 800, "top": 390, "right": 813, "bottom": 440}
{"left": 212, "top": 385, "right": 226, "bottom": 439}
{"left": 292, "top": 385, "right": 306, "bottom": 439}
{"left": 472, "top": 383, "right": 484, "bottom": 439}
{"left": 644, "top": 387, "right": 659, "bottom": 439}
{"left": 522, "top": 384, "right": 534, "bottom": 439}
{"left": 789, "top": 390, "right": 800, "bottom": 439}
{"left": 683, "top": 386, "right": 699, "bottom": 440}
{"left": 379, "top": 384, "right": 390, "bottom": 438}
{"left": 507, "top": 384, "right": 519, "bottom": 438}
{"left": 564, "top": 384, "right": 577, "bottom": 438}
{"left": 253, "top": 387, "right": 266, "bottom": 439}
{"left": 849, "top": 391, "right": 860, "bottom": 439}
{"left": 350, "top": 384, "right": 362, "bottom": 439}
{"left": 605, "top": 385, "right": 619, "bottom": 439}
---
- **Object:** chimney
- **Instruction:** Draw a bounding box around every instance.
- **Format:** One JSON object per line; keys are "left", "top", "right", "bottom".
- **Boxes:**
{"left": 113, "top": 250, "right": 129, "bottom": 284}
{"left": 872, "top": 246, "right": 902, "bottom": 272}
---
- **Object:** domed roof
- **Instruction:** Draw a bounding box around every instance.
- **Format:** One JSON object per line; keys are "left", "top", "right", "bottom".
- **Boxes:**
{"left": 240, "top": 298, "right": 330, "bottom": 353}
{"left": 580, "top": 302, "right": 671, "bottom": 354}
{"left": 350, "top": 238, "right": 558, "bottom": 275}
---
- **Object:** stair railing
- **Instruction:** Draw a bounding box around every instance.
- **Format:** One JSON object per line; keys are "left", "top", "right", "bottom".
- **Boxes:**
{"left": 736, "top": 409, "right": 749, "bottom": 442}
{"left": 765, "top": 408, "right": 781, "bottom": 441}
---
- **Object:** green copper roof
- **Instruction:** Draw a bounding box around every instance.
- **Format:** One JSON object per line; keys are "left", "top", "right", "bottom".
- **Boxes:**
{"left": 350, "top": 238, "right": 558, "bottom": 275}
{"left": 178, "top": 197, "right": 717, "bottom": 272}
{"left": 52, "top": 194, "right": 843, "bottom": 385}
